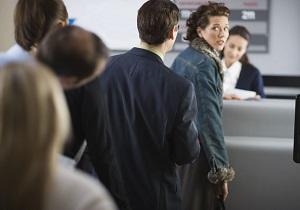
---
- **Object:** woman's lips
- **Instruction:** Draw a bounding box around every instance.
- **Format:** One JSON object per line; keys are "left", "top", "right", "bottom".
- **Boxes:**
{"left": 217, "top": 40, "right": 225, "bottom": 45}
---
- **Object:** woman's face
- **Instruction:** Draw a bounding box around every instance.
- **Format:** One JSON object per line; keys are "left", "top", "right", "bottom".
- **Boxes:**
{"left": 223, "top": 35, "right": 248, "bottom": 66}
{"left": 198, "top": 16, "right": 229, "bottom": 51}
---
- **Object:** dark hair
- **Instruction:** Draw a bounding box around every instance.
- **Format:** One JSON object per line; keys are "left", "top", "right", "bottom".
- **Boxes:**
{"left": 185, "top": 1, "right": 230, "bottom": 42}
{"left": 37, "top": 25, "right": 108, "bottom": 81}
{"left": 14, "top": 0, "right": 68, "bottom": 51}
{"left": 229, "top": 25, "right": 251, "bottom": 64}
{"left": 137, "top": 0, "right": 179, "bottom": 45}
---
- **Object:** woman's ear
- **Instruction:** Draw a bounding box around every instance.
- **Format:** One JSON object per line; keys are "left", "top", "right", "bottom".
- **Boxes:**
{"left": 57, "top": 19, "right": 68, "bottom": 28}
{"left": 196, "top": 26, "right": 203, "bottom": 38}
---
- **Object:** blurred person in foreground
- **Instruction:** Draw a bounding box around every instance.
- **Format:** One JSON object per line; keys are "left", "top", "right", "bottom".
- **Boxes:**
{"left": 0, "top": 62, "right": 117, "bottom": 210}
{"left": 0, "top": 0, "right": 68, "bottom": 65}
{"left": 37, "top": 25, "right": 130, "bottom": 210}
{"left": 1, "top": 0, "right": 130, "bottom": 208}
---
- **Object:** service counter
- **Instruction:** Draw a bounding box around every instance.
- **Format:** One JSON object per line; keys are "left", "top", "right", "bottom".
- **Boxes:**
{"left": 223, "top": 99, "right": 300, "bottom": 210}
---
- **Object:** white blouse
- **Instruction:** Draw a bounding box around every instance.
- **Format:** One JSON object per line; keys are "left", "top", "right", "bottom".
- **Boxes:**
{"left": 222, "top": 60, "right": 242, "bottom": 93}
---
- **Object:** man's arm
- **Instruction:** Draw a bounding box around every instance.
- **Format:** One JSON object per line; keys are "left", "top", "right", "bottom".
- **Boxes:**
{"left": 64, "top": 88, "right": 85, "bottom": 158}
{"left": 170, "top": 82, "right": 200, "bottom": 165}
{"left": 81, "top": 77, "right": 131, "bottom": 210}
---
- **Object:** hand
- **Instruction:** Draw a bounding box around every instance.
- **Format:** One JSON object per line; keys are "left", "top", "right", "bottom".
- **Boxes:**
{"left": 223, "top": 94, "right": 242, "bottom": 100}
{"left": 215, "top": 181, "right": 228, "bottom": 201}
{"left": 254, "top": 95, "right": 261, "bottom": 100}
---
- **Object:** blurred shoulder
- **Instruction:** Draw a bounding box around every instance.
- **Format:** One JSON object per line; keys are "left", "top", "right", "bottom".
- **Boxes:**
{"left": 242, "top": 62, "right": 261, "bottom": 74}
{"left": 45, "top": 165, "right": 117, "bottom": 210}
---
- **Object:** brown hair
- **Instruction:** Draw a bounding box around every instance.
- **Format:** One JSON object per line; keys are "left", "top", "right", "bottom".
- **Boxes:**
{"left": 37, "top": 25, "right": 108, "bottom": 82}
{"left": 14, "top": 0, "right": 68, "bottom": 51}
{"left": 229, "top": 25, "right": 251, "bottom": 64}
{"left": 137, "top": 0, "right": 179, "bottom": 45}
{"left": 0, "top": 62, "right": 70, "bottom": 210}
{"left": 185, "top": 1, "right": 230, "bottom": 42}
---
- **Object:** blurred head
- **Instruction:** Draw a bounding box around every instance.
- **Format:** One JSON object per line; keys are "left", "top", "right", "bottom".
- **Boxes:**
{"left": 185, "top": 2, "right": 230, "bottom": 51}
{"left": 137, "top": 0, "right": 179, "bottom": 49}
{"left": 223, "top": 25, "right": 251, "bottom": 66}
{"left": 37, "top": 25, "right": 108, "bottom": 89}
{"left": 0, "top": 62, "right": 70, "bottom": 210}
{"left": 14, "top": 0, "right": 68, "bottom": 51}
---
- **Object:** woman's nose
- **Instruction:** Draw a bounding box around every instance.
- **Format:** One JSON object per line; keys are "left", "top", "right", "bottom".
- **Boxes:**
{"left": 219, "top": 29, "right": 226, "bottom": 37}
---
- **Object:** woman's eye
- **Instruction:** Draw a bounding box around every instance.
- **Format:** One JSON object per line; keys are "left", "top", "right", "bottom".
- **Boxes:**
{"left": 212, "top": 27, "right": 219, "bottom": 31}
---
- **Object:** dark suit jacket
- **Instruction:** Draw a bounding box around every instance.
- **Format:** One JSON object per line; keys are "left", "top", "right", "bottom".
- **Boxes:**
{"left": 64, "top": 79, "right": 130, "bottom": 210}
{"left": 236, "top": 63, "right": 265, "bottom": 97}
{"left": 98, "top": 48, "right": 200, "bottom": 210}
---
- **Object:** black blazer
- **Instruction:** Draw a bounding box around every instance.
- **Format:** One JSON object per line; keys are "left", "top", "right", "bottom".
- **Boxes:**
{"left": 64, "top": 78, "right": 130, "bottom": 210}
{"left": 98, "top": 48, "right": 200, "bottom": 210}
{"left": 236, "top": 63, "right": 265, "bottom": 97}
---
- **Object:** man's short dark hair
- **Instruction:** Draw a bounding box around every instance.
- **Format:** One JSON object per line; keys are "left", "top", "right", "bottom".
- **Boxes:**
{"left": 137, "top": 0, "right": 179, "bottom": 45}
{"left": 37, "top": 25, "right": 108, "bottom": 81}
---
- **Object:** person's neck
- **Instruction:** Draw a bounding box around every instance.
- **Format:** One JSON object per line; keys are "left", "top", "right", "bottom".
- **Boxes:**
{"left": 224, "top": 59, "right": 234, "bottom": 68}
{"left": 30, "top": 46, "right": 38, "bottom": 56}
{"left": 139, "top": 41, "right": 166, "bottom": 60}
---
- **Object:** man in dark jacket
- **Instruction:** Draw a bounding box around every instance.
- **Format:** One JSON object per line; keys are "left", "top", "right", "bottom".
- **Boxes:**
{"left": 37, "top": 25, "right": 130, "bottom": 210}
{"left": 95, "top": 1, "right": 200, "bottom": 210}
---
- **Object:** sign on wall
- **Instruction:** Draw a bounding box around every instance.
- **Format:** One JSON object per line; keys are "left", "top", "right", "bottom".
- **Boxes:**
{"left": 65, "top": 0, "right": 270, "bottom": 53}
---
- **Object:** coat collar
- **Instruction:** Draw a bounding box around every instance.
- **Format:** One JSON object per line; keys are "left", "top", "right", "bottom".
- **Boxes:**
{"left": 139, "top": 42, "right": 164, "bottom": 61}
{"left": 129, "top": 47, "right": 164, "bottom": 65}
{"left": 190, "top": 38, "right": 224, "bottom": 80}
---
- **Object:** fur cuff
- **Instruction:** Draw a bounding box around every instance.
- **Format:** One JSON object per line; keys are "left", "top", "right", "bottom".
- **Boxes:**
{"left": 207, "top": 167, "right": 235, "bottom": 184}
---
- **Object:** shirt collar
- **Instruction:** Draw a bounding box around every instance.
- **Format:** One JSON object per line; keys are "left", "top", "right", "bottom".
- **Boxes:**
{"left": 222, "top": 59, "right": 242, "bottom": 72}
{"left": 138, "top": 42, "right": 164, "bottom": 61}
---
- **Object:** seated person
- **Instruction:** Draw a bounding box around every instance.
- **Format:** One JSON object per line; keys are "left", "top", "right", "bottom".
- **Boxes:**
{"left": 222, "top": 25, "right": 265, "bottom": 99}
{"left": 0, "top": 62, "right": 117, "bottom": 210}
